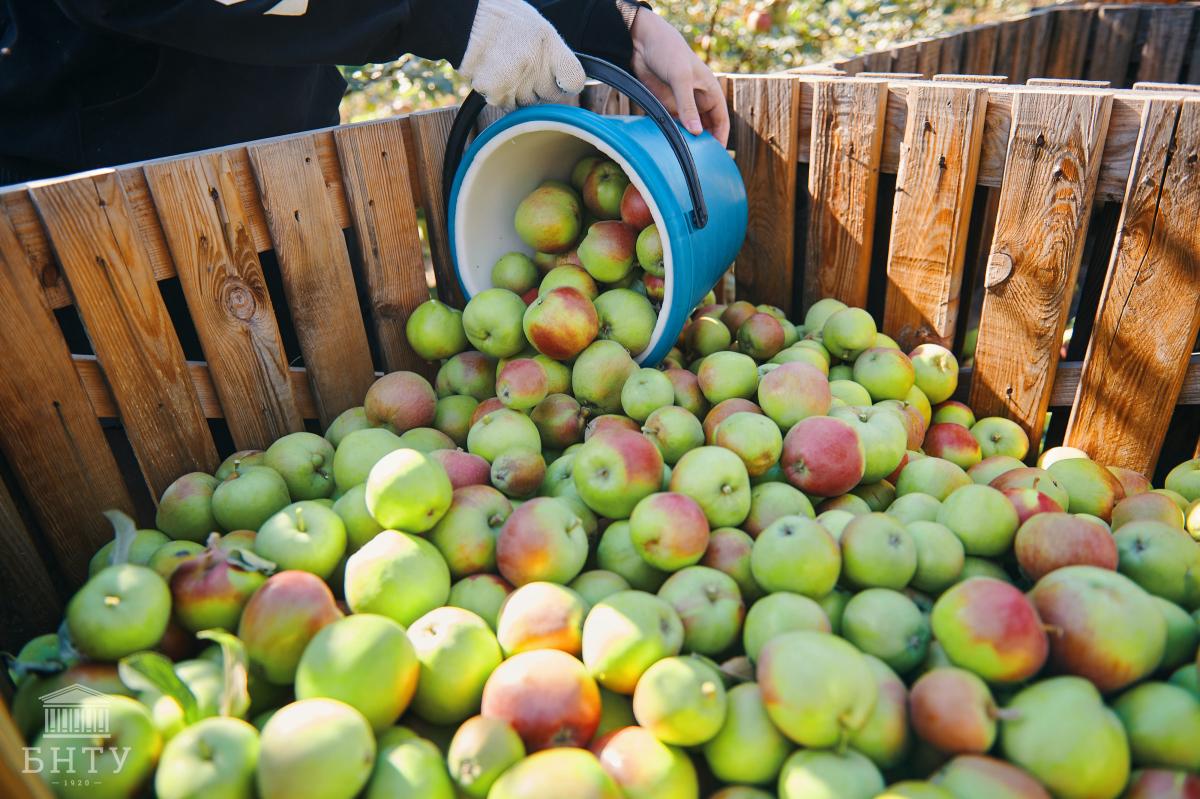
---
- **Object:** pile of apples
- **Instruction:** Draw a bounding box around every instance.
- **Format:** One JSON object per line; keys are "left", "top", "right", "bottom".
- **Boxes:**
{"left": 10, "top": 176, "right": 1200, "bottom": 799}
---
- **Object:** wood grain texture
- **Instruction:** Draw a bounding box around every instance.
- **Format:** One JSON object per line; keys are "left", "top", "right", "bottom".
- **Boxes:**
{"left": 144, "top": 152, "right": 303, "bottom": 450}
{"left": 1137, "top": 6, "right": 1195, "bottom": 84}
{"left": 249, "top": 135, "right": 376, "bottom": 429}
{"left": 938, "top": 35, "right": 965, "bottom": 76}
{"left": 730, "top": 76, "right": 802, "bottom": 311}
{"left": 918, "top": 39, "right": 943, "bottom": 78}
{"left": 1065, "top": 98, "right": 1200, "bottom": 474}
{"left": 0, "top": 476, "right": 61, "bottom": 652}
{"left": 408, "top": 108, "right": 462, "bottom": 308}
{"left": 963, "top": 25, "right": 999, "bottom": 76}
{"left": 335, "top": 119, "right": 436, "bottom": 377}
{"left": 0, "top": 202, "right": 133, "bottom": 585}
{"left": 804, "top": 79, "right": 889, "bottom": 310}
{"left": 1087, "top": 6, "right": 1139, "bottom": 85}
{"left": 884, "top": 84, "right": 989, "bottom": 350}
{"left": 0, "top": 701, "right": 52, "bottom": 799}
{"left": 1044, "top": 8, "right": 1094, "bottom": 80}
{"left": 995, "top": 18, "right": 1022, "bottom": 82}
{"left": 30, "top": 171, "right": 218, "bottom": 500}
{"left": 74, "top": 355, "right": 322, "bottom": 421}
{"left": 1022, "top": 12, "right": 1055, "bottom": 81}
{"left": 968, "top": 89, "right": 1113, "bottom": 451}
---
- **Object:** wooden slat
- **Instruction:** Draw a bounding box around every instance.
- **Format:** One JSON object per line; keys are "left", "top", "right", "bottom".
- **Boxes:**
{"left": 995, "top": 19, "right": 1023, "bottom": 82}
{"left": 1137, "top": 6, "right": 1195, "bottom": 84}
{"left": 1023, "top": 12, "right": 1055, "bottom": 81}
{"left": 0, "top": 476, "right": 61, "bottom": 652}
{"left": 1065, "top": 98, "right": 1200, "bottom": 474}
{"left": 918, "top": 39, "right": 943, "bottom": 79}
{"left": 933, "top": 74, "right": 1009, "bottom": 84}
{"left": 964, "top": 26, "right": 999, "bottom": 76}
{"left": 74, "top": 355, "right": 322, "bottom": 421}
{"left": 893, "top": 44, "right": 920, "bottom": 75}
{"left": 883, "top": 84, "right": 989, "bottom": 351}
{"left": 335, "top": 119, "right": 436, "bottom": 377}
{"left": 408, "top": 108, "right": 462, "bottom": 308}
{"left": 730, "top": 76, "right": 802, "bottom": 311}
{"left": 248, "top": 135, "right": 376, "bottom": 429}
{"left": 1044, "top": 8, "right": 1094, "bottom": 80}
{"left": 1, "top": 702, "right": 53, "bottom": 799}
{"left": 804, "top": 79, "right": 889, "bottom": 310}
{"left": 968, "top": 89, "right": 1113, "bottom": 451}
{"left": 1087, "top": 6, "right": 1140, "bottom": 86}
{"left": 1133, "top": 82, "right": 1200, "bottom": 94}
{"left": 859, "top": 73, "right": 923, "bottom": 80}
{"left": 863, "top": 51, "right": 893, "bottom": 73}
{"left": 30, "top": 171, "right": 218, "bottom": 500}
{"left": 144, "top": 153, "right": 303, "bottom": 450}
{"left": 1028, "top": 78, "right": 1112, "bottom": 89}
{"left": 0, "top": 203, "right": 133, "bottom": 584}
{"left": 938, "top": 35, "right": 965, "bottom": 76}
{"left": 967, "top": 355, "right": 1200, "bottom": 407}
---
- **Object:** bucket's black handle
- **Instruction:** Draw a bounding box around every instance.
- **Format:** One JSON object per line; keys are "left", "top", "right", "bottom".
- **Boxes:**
{"left": 441, "top": 53, "right": 709, "bottom": 230}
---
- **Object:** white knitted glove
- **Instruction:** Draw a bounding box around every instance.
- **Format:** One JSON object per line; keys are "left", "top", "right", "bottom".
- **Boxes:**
{"left": 459, "top": 0, "right": 587, "bottom": 109}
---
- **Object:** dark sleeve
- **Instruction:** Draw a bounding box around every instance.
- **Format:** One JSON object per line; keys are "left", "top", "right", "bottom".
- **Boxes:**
{"left": 54, "top": 0, "right": 482, "bottom": 67}
{"left": 531, "top": 0, "right": 634, "bottom": 71}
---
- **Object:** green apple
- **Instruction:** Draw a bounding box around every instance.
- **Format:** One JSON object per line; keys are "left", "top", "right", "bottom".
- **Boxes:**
{"left": 830, "top": 403, "right": 907, "bottom": 484}
{"left": 67, "top": 563, "right": 170, "bottom": 661}
{"left": 325, "top": 406, "right": 372, "bottom": 448}
{"left": 345, "top": 530, "right": 450, "bottom": 625}
{"left": 631, "top": 655, "right": 727, "bottom": 746}
{"left": 462, "top": 288, "right": 529, "bottom": 358}
{"left": 256, "top": 699, "right": 376, "bottom": 799}
{"left": 365, "top": 727, "right": 455, "bottom": 799}
{"left": 742, "top": 591, "right": 830, "bottom": 661}
{"left": 841, "top": 588, "right": 930, "bottom": 674}
{"left": 211, "top": 464, "right": 291, "bottom": 533}
{"left": 364, "top": 448, "right": 453, "bottom": 532}
{"left": 446, "top": 715, "right": 525, "bottom": 799}
{"left": 595, "top": 288, "right": 656, "bottom": 356}
{"left": 332, "top": 427, "right": 403, "bottom": 492}
{"left": 407, "top": 607, "right": 502, "bottom": 725}
{"left": 264, "top": 432, "right": 335, "bottom": 501}
{"left": 255, "top": 501, "right": 346, "bottom": 580}
{"left": 621, "top": 367, "right": 675, "bottom": 422}
{"left": 157, "top": 472, "right": 221, "bottom": 542}
{"left": 909, "top": 343, "right": 958, "bottom": 404}
{"left": 155, "top": 716, "right": 259, "bottom": 799}
{"left": 822, "top": 308, "right": 877, "bottom": 360}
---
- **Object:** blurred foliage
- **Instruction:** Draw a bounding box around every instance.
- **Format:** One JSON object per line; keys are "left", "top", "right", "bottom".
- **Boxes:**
{"left": 339, "top": 0, "right": 1028, "bottom": 122}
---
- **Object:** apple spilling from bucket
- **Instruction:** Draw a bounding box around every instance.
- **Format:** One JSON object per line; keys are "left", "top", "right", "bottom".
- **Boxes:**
{"left": 10, "top": 182, "right": 1200, "bottom": 799}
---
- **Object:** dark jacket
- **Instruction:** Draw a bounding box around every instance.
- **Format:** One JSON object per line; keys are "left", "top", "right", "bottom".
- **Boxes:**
{"left": 0, "top": 0, "right": 632, "bottom": 182}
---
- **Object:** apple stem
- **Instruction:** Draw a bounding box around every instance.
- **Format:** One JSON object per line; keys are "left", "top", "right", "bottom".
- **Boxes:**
{"left": 1042, "top": 624, "right": 1065, "bottom": 638}
{"left": 990, "top": 706, "right": 1021, "bottom": 722}
{"left": 295, "top": 506, "right": 306, "bottom": 533}
{"left": 231, "top": 458, "right": 242, "bottom": 477}
{"left": 102, "top": 509, "right": 138, "bottom": 567}
{"left": 206, "top": 531, "right": 222, "bottom": 550}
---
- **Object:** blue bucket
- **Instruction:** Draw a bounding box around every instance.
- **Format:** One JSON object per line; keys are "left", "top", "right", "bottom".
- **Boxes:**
{"left": 442, "top": 55, "right": 748, "bottom": 366}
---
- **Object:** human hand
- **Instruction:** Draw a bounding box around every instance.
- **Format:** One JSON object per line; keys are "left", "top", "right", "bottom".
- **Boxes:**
{"left": 458, "top": 0, "right": 587, "bottom": 110}
{"left": 628, "top": 8, "right": 729, "bottom": 146}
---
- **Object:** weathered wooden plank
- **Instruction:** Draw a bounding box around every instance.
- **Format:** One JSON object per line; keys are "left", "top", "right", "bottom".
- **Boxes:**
{"left": 30, "top": 171, "right": 218, "bottom": 500}
{"left": 1028, "top": 78, "right": 1111, "bottom": 89}
{"left": 0, "top": 475, "right": 61, "bottom": 652}
{"left": 335, "top": 120, "right": 435, "bottom": 377}
{"left": 804, "top": 79, "right": 889, "bottom": 310}
{"left": 883, "top": 84, "right": 989, "bottom": 351}
{"left": 1065, "top": 98, "right": 1200, "bottom": 474}
{"left": 933, "top": 74, "right": 1009, "bottom": 84}
{"left": 964, "top": 25, "right": 999, "bottom": 77}
{"left": 1137, "top": 6, "right": 1195, "bottom": 84}
{"left": 74, "top": 355, "right": 322, "bottom": 421}
{"left": 730, "top": 76, "right": 802, "bottom": 311}
{"left": 1023, "top": 12, "right": 1055, "bottom": 80}
{"left": 0, "top": 701, "right": 53, "bottom": 799}
{"left": 863, "top": 51, "right": 893, "bottom": 73}
{"left": 0, "top": 203, "right": 133, "bottom": 585}
{"left": 248, "top": 135, "right": 376, "bottom": 429}
{"left": 968, "top": 89, "right": 1113, "bottom": 451}
{"left": 967, "top": 355, "right": 1200, "bottom": 407}
{"left": 1044, "top": 8, "right": 1094, "bottom": 80}
{"left": 892, "top": 43, "right": 921, "bottom": 74}
{"left": 1087, "top": 6, "right": 1140, "bottom": 86}
{"left": 144, "top": 153, "right": 303, "bottom": 450}
{"left": 938, "top": 35, "right": 965, "bottom": 76}
{"left": 408, "top": 107, "right": 462, "bottom": 308}
{"left": 918, "top": 39, "right": 943, "bottom": 78}
{"left": 1133, "top": 82, "right": 1200, "bottom": 94}
{"left": 995, "top": 18, "right": 1023, "bottom": 82}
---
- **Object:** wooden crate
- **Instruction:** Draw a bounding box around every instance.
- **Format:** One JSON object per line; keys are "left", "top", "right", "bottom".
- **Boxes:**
{"left": 1, "top": 73, "right": 1199, "bottom": 795}
{"left": 826, "top": 2, "right": 1200, "bottom": 88}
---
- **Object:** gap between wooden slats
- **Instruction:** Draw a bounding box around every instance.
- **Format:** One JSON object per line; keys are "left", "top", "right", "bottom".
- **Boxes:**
{"left": 408, "top": 107, "right": 462, "bottom": 308}
{"left": 29, "top": 170, "right": 219, "bottom": 500}
{"left": 144, "top": 152, "right": 304, "bottom": 450}
{"left": 804, "top": 79, "right": 889, "bottom": 311}
{"left": 968, "top": 89, "right": 1113, "bottom": 455}
{"left": 883, "top": 83, "right": 988, "bottom": 350}
{"left": 334, "top": 119, "right": 437, "bottom": 378}
{"left": 1065, "top": 97, "right": 1200, "bottom": 474}
{"left": 248, "top": 135, "right": 377, "bottom": 429}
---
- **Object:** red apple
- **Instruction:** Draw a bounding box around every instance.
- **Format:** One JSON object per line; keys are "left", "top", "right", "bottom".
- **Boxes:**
{"left": 781, "top": 416, "right": 866, "bottom": 497}
{"left": 619, "top": 184, "right": 653, "bottom": 230}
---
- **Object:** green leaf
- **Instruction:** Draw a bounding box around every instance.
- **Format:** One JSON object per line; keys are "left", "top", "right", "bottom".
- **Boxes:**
{"left": 226, "top": 548, "right": 278, "bottom": 576}
{"left": 118, "top": 651, "right": 201, "bottom": 724}
{"left": 102, "top": 509, "right": 138, "bottom": 567}
{"left": 197, "top": 629, "right": 251, "bottom": 719}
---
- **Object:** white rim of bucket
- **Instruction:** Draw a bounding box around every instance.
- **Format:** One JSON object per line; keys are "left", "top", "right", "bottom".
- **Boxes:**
{"left": 454, "top": 119, "right": 675, "bottom": 365}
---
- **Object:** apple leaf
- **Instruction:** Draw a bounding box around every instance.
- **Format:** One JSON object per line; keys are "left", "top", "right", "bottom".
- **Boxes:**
{"left": 3, "top": 651, "right": 66, "bottom": 680}
{"left": 118, "top": 651, "right": 202, "bottom": 724}
{"left": 56, "top": 619, "right": 82, "bottom": 665}
{"left": 197, "top": 629, "right": 251, "bottom": 719}
{"left": 101, "top": 509, "right": 138, "bottom": 567}
{"left": 227, "top": 548, "right": 278, "bottom": 576}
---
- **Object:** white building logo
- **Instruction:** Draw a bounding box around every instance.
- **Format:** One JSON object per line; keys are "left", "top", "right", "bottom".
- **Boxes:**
{"left": 22, "top": 684, "right": 133, "bottom": 786}
{"left": 38, "top": 684, "right": 111, "bottom": 739}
